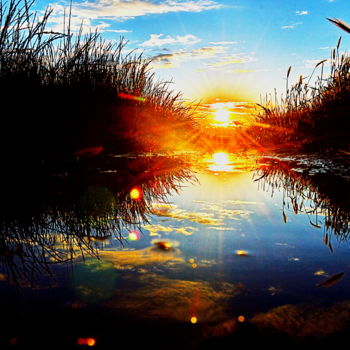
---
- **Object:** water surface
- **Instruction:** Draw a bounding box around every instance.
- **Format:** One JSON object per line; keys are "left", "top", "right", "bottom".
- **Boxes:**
{"left": 1, "top": 152, "right": 350, "bottom": 348}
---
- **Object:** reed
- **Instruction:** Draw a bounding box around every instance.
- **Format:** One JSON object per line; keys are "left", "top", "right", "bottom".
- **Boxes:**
{"left": 0, "top": 0, "right": 196, "bottom": 167}
{"left": 249, "top": 22, "right": 350, "bottom": 151}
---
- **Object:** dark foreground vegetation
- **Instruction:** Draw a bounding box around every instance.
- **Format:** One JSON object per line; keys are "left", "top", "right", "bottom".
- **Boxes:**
{"left": 248, "top": 20, "right": 350, "bottom": 152}
{"left": 0, "top": 0, "right": 199, "bottom": 175}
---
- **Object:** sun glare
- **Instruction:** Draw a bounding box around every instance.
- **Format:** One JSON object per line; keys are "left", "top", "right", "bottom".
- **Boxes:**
{"left": 212, "top": 152, "right": 230, "bottom": 165}
{"left": 207, "top": 152, "right": 234, "bottom": 172}
{"left": 213, "top": 108, "right": 231, "bottom": 126}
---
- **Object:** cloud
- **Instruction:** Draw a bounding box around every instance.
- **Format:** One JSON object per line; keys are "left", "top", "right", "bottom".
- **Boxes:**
{"left": 143, "top": 223, "right": 198, "bottom": 236}
{"left": 296, "top": 10, "right": 308, "bottom": 16}
{"left": 175, "top": 227, "right": 198, "bottom": 235}
{"left": 206, "top": 55, "right": 245, "bottom": 67}
{"left": 152, "top": 46, "right": 226, "bottom": 68}
{"left": 105, "top": 29, "right": 132, "bottom": 33}
{"left": 141, "top": 33, "right": 201, "bottom": 47}
{"left": 208, "top": 41, "right": 239, "bottom": 45}
{"left": 107, "top": 273, "right": 245, "bottom": 323}
{"left": 201, "top": 52, "right": 257, "bottom": 71}
{"left": 303, "top": 58, "right": 329, "bottom": 69}
{"left": 281, "top": 22, "right": 302, "bottom": 29}
{"left": 193, "top": 202, "right": 253, "bottom": 221}
{"left": 229, "top": 68, "right": 254, "bottom": 74}
{"left": 251, "top": 301, "right": 350, "bottom": 338}
{"left": 48, "top": 0, "right": 223, "bottom": 27}
{"left": 100, "top": 245, "right": 184, "bottom": 270}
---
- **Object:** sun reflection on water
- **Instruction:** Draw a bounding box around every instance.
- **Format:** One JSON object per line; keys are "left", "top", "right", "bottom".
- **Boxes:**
{"left": 207, "top": 152, "right": 234, "bottom": 172}
{"left": 204, "top": 152, "right": 257, "bottom": 174}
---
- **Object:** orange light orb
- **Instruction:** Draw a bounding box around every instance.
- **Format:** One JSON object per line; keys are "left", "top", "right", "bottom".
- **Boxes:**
{"left": 77, "top": 337, "right": 96, "bottom": 346}
{"left": 236, "top": 250, "right": 248, "bottom": 256}
{"left": 190, "top": 316, "right": 198, "bottom": 324}
{"left": 238, "top": 315, "right": 245, "bottom": 323}
{"left": 130, "top": 187, "right": 142, "bottom": 200}
{"left": 86, "top": 338, "right": 96, "bottom": 347}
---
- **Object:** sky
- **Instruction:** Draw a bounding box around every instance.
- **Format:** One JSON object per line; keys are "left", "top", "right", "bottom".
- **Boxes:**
{"left": 33, "top": 0, "right": 350, "bottom": 102}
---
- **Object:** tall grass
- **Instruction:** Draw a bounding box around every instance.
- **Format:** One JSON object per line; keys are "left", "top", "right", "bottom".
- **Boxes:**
{"left": 250, "top": 25, "right": 350, "bottom": 151}
{"left": 0, "top": 0, "right": 195, "bottom": 169}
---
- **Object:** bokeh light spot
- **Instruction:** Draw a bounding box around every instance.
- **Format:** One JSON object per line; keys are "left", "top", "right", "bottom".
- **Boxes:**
{"left": 128, "top": 230, "right": 141, "bottom": 241}
{"left": 190, "top": 316, "right": 198, "bottom": 324}
{"left": 130, "top": 187, "right": 142, "bottom": 200}
{"left": 236, "top": 250, "right": 248, "bottom": 256}
{"left": 238, "top": 315, "right": 245, "bottom": 323}
{"left": 77, "top": 338, "right": 96, "bottom": 347}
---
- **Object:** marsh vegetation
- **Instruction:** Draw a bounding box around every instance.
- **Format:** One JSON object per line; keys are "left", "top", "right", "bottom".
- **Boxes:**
{"left": 250, "top": 25, "right": 350, "bottom": 151}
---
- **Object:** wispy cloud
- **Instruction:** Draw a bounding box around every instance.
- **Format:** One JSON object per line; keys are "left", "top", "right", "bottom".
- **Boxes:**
{"left": 204, "top": 53, "right": 257, "bottom": 69}
{"left": 229, "top": 68, "right": 254, "bottom": 74}
{"left": 106, "top": 273, "right": 244, "bottom": 323}
{"left": 151, "top": 46, "right": 226, "bottom": 68}
{"left": 304, "top": 58, "right": 329, "bottom": 69}
{"left": 208, "top": 41, "right": 239, "bottom": 45}
{"left": 141, "top": 33, "right": 201, "bottom": 47}
{"left": 45, "top": 0, "right": 223, "bottom": 34}
{"left": 281, "top": 22, "right": 302, "bottom": 29}
{"left": 143, "top": 223, "right": 198, "bottom": 236}
{"left": 150, "top": 203, "right": 223, "bottom": 225}
{"left": 49, "top": 0, "right": 223, "bottom": 24}
{"left": 296, "top": 10, "right": 308, "bottom": 16}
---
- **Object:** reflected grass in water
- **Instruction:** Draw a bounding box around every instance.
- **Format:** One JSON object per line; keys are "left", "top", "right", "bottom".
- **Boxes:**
{"left": 254, "top": 155, "right": 350, "bottom": 250}
{"left": 0, "top": 155, "right": 195, "bottom": 285}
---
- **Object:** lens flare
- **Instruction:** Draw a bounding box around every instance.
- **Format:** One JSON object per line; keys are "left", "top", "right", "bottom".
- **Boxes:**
{"left": 238, "top": 315, "right": 245, "bottom": 323}
{"left": 130, "top": 187, "right": 142, "bottom": 200}
{"left": 128, "top": 230, "right": 141, "bottom": 241}
{"left": 77, "top": 338, "right": 96, "bottom": 346}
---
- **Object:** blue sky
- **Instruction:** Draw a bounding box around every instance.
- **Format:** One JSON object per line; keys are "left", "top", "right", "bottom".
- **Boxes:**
{"left": 34, "top": 0, "right": 350, "bottom": 102}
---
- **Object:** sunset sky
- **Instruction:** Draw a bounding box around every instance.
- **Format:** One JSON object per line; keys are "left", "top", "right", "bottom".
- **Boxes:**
{"left": 34, "top": 0, "right": 350, "bottom": 102}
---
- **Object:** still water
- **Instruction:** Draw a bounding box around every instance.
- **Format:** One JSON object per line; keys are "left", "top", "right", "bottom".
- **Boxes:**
{"left": 1, "top": 152, "right": 350, "bottom": 348}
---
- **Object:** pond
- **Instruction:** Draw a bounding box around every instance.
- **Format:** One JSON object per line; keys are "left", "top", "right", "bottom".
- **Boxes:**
{"left": 1, "top": 151, "right": 350, "bottom": 348}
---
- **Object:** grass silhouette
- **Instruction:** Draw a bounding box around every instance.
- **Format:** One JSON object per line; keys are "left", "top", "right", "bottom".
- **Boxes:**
{"left": 0, "top": 0, "right": 196, "bottom": 172}
{"left": 249, "top": 19, "right": 350, "bottom": 152}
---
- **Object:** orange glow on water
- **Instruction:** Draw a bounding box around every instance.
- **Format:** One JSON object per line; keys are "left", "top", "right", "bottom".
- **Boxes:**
{"left": 130, "top": 187, "right": 142, "bottom": 200}
{"left": 207, "top": 152, "right": 234, "bottom": 172}
{"left": 154, "top": 241, "right": 171, "bottom": 251}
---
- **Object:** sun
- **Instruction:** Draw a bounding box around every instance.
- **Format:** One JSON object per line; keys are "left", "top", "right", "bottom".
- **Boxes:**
{"left": 213, "top": 107, "right": 231, "bottom": 126}
{"left": 212, "top": 152, "right": 230, "bottom": 165}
